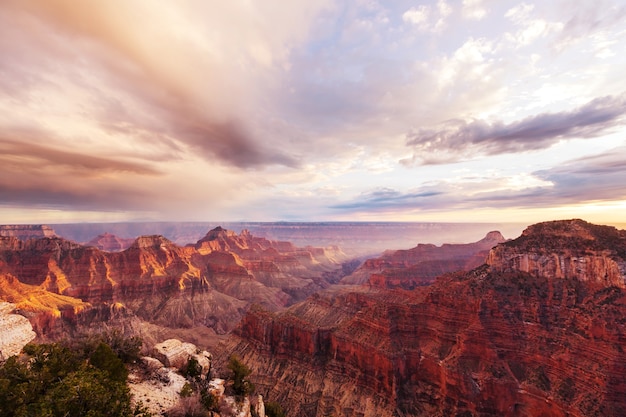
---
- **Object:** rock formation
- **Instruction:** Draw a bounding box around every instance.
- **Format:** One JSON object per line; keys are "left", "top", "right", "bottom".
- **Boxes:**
{"left": 50, "top": 221, "right": 526, "bottom": 256}
{"left": 86, "top": 232, "right": 135, "bottom": 252}
{"left": 488, "top": 219, "right": 626, "bottom": 288}
{"left": 0, "top": 225, "right": 56, "bottom": 240}
{"left": 0, "top": 227, "right": 347, "bottom": 344}
{"left": 153, "top": 338, "right": 211, "bottom": 373}
{"left": 129, "top": 338, "right": 265, "bottom": 417}
{"left": 342, "top": 230, "right": 506, "bottom": 288}
{"left": 217, "top": 219, "right": 626, "bottom": 417}
{"left": 0, "top": 302, "right": 36, "bottom": 360}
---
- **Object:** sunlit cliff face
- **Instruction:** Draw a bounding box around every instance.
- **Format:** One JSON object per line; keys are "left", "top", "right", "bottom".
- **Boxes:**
{"left": 1, "top": 0, "right": 626, "bottom": 223}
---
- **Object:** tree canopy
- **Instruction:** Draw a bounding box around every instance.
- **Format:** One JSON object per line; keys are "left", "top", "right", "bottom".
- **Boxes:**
{"left": 0, "top": 335, "right": 150, "bottom": 417}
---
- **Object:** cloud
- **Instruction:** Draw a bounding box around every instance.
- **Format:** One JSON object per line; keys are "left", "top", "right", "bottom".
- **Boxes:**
{"left": 331, "top": 145, "right": 626, "bottom": 216}
{"left": 462, "top": 0, "right": 488, "bottom": 20}
{"left": 0, "top": 0, "right": 325, "bottom": 169}
{"left": 405, "top": 94, "right": 626, "bottom": 164}
{"left": 555, "top": 0, "right": 626, "bottom": 51}
{"left": 1, "top": 0, "right": 625, "bottom": 223}
{"left": 0, "top": 137, "right": 161, "bottom": 176}
{"left": 0, "top": 134, "right": 161, "bottom": 211}
{"left": 0, "top": 128, "right": 258, "bottom": 218}
{"left": 332, "top": 188, "right": 442, "bottom": 210}
{"left": 504, "top": 3, "right": 564, "bottom": 47}
{"left": 403, "top": 0, "right": 452, "bottom": 32}
{"left": 533, "top": 147, "right": 626, "bottom": 203}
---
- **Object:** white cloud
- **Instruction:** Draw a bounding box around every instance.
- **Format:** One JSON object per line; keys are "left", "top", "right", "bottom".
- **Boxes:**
{"left": 504, "top": 3, "right": 535, "bottom": 24}
{"left": 402, "top": 5, "right": 429, "bottom": 28}
{"left": 503, "top": 3, "right": 563, "bottom": 47}
{"left": 403, "top": 1, "right": 452, "bottom": 32}
{"left": 462, "top": 0, "right": 487, "bottom": 20}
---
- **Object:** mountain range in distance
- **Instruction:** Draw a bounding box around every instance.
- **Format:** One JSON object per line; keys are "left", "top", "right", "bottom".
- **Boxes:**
{"left": 45, "top": 221, "right": 529, "bottom": 256}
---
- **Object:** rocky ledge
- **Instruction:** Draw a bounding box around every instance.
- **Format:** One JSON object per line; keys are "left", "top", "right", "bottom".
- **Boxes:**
{"left": 488, "top": 219, "right": 626, "bottom": 287}
{"left": 0, "top": 302, "right": 36, "bottom": 360}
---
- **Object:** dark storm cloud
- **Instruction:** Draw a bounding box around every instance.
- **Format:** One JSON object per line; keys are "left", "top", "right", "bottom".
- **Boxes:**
{"left": 172, "top": 119, "right": 300, "bottom": 169}
{"left": 406, "top": 95, "right": 626, "bottom": 163}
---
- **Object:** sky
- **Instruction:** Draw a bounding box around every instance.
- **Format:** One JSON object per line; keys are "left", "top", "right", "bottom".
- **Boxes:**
{"left": 1, "top": 0, "right": 626, "bottom": 225}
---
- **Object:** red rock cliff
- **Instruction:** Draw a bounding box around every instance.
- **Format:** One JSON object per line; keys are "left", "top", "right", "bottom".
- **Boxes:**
{"left": 488, "top": 219, "right": 626, "bottom": 288}
{"left": 0, "top": 225, "right": 56, "bottom": 240}
{"left": 218, "top": 220, "right": 626, "bottom": 417}
{"left": 0, "top": 227, "right": 346, "bottom": 337}
{"left": 342, "top": 230, "right": 506, "bottom": 288}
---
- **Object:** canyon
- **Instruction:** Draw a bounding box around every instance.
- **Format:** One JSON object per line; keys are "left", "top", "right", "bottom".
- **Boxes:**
{"left": 341, "top": 230, "right": 506, "bottom": 288}
{"left": 0, "top": 226, "right": 348, "bottom": 346}
{"left": 1, "top": 219, "right": 626, "bottom": 416}
{"left": 216, "top": 219, "right": 626, "bottom": 417}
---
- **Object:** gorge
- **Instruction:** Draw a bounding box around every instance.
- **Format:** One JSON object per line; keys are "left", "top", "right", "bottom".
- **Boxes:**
{"left": 216, "top": 219, "right": 626, "bottom": 417}
{"left": 1, "top": 219, "right": 625, "bottom": 416}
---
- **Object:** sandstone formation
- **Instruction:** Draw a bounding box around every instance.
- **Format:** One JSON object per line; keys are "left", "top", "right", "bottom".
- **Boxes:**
{"left": 342, "top": 230, "right": 506, "bottom": 288}
{"left": 153, "top": 338, "right": 212, "bottom": 374}
{"left": 0, "top": 227, "right": 347, "bottom": 342}
{"left": 129, "top": 339, "right": 266, "bottom": 417}
{"left": 488, "top": 219, "right": 626, "bottom": 288}
{"left": 0, "top": 224, "right": 56, "bottom": 240}
{"left": 86, "top": 232, "right": 135, "bottom": 252}
{"left": 0, "top": 302, "right": 36, "bottom": 360}
{"left": 217, "top": 219, "right": 626, "bottom": 417}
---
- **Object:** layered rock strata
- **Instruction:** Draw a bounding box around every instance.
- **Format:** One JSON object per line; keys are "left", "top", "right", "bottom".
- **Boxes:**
{"left": 0, "top": 227, "right": 347, "bottom": 340}
{"left": 86, "top": 232, "right": 135, "bottom": 252}
{"left": 217, "top": 219, "right": 626, "bottom": 417}
{"left": 0, "top": 225, "right": 56, "bottom": 240}
{"left": 488, "top": 219, "right": 626, "bottom": 288}
{"left": 342, "top": 230, "right": 506, "bottom": 288}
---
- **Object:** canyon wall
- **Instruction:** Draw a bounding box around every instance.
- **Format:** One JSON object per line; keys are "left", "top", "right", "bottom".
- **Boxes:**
{"left": 488, "top": 219, "right": 626, "bottom": 288}
{"left": 342, "top": 230, "right": 506, "bottom": 288}
{"left": 0, "top": 227, "right": 347, "bottom": 343}
{"left": 0, "top": 225, "right": 56, "bottom": 240}
{"left": 217, "top": 219, "right": 626, "bottom": 417}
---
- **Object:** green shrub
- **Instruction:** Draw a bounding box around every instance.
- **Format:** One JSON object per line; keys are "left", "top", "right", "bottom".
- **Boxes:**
{"left": 90, "top": 342, "right": 128, "bottom": 383}
{"left": 227, "top": 354, "right": 255, "bottom": 396}
{"left": 182, "top": 357, "right": 202, "bottom": 379}
{"left": 265, "top": 400, "right": 286, "bottom": 417}
{"left": 0, "top": 341, "right": 150, "bottom": 417}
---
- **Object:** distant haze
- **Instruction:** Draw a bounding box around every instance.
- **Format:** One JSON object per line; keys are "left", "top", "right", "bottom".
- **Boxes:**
{"left": 50, "top": 221, "right": 527, "bottom": 256}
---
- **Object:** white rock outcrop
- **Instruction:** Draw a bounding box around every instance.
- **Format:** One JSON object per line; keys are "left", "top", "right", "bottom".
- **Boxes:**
{"left": 129, "top": 366, "right": 187, "bottom": 415}
{"left": 153, "top": 338, "right": 212, "bottom": 375}
{"left": 0, "top": 302, "right": 36, "bottom": 360}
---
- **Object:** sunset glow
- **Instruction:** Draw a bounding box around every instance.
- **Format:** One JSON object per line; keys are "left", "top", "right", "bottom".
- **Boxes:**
{"left": 1, "top": 0, "right": 625, "bottom": 224}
